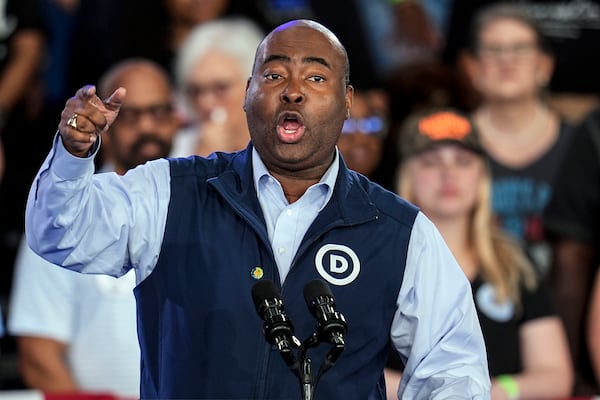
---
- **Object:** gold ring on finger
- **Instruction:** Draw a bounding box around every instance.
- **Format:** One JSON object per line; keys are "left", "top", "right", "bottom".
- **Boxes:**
{"left": 67, "top": 113, "right": 79, "bottom": 130}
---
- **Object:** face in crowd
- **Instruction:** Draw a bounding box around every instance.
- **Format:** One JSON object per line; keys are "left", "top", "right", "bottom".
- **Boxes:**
{"left": 184, "top": 50, "right": 249, "bottom": 128}
{"left": 102, "top": 62, "right": 180, "bottom": 174}
{"left": 404, "top": 143, "right": 485, "bottom": 221}
{"left": 471, "top": 14, "right": 553, "bottom": 102}
{"left": 336, "top": 90, "right": 387, "bottom": 178}
{"left": 244, "top": 20, "right": 353, "bottom": 177}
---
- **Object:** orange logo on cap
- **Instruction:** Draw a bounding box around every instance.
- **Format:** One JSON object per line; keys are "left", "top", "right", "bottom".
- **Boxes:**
{"left": 418, "top": 112, "right": 472, "bottom": 141}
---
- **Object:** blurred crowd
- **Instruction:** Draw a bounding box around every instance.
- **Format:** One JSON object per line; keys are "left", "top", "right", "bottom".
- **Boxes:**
{"left": 1, "top": 0, "right": 600, "bottom": 399}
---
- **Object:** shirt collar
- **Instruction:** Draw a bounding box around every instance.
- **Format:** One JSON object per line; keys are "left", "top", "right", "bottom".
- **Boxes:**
{"left": 252, "top": 147, "right": 339, "bottom": 203}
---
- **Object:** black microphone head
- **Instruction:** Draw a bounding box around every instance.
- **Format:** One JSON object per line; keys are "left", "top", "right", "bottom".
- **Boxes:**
{"left": 304, "top": 280, "right": 347, "bottom": 369}
{"left": 304, "top": 279, "right": 334, "bottom": 312}
{"left": 304, "top": 279, "right": 347, "bottom": 345}
{"left": 252, "top": 279, "right": 281, "bottom": 313}
{"left": 251, "top": 279, "right": 301, "bottom": 370}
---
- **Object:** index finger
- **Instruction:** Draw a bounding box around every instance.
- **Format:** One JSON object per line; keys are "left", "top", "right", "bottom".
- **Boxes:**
{"left": 75, "top": 85, "right": 97, "bottom": 101}
{"left": 103, "top": 87, "right": 127, "bottom": 112}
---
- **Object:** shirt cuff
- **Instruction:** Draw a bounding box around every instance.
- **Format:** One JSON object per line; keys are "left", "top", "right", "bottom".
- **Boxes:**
{"left": 52, "top": 132, "right": 100, "bottom": 180}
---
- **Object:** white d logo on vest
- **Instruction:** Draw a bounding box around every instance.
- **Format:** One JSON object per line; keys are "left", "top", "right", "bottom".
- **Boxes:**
{"left": 315, "top": 244, "right": 360, "bottom": 286}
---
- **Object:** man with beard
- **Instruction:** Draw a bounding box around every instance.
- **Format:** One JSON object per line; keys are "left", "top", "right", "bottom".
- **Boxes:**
{"left": 24, "top": 21, "right": 489, "bottom": 398}
{"left": 8, "top": 59, "right": 179, "bottom": 398}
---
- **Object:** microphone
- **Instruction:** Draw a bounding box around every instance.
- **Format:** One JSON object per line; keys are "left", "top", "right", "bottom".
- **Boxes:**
{"left": 303, "top": 279, "right": 347, "bottom": 367}
{"left": 252, "top": 279, "right": 301, "bottom": 371}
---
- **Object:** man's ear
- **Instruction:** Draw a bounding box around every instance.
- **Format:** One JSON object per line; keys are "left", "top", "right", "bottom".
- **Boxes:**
{"left": 345, "top": 85, "right": 354, "bottom": 119}
{"left": 243, "top": 77, "right": 252, "bottom": 112}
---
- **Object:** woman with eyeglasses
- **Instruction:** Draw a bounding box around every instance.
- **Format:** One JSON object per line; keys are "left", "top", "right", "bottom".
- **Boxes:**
{"left": 465, "top": 4, "right": 574, "bottom": 278}
{"left": 170, "top": 17, "right": 264, "bottom": 157}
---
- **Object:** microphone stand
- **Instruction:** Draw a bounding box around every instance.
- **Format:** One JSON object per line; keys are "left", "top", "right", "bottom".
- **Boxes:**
{"left": 253, "top": 280, "right": 345, "bottom": 400}
{"left": 272, "top": 326, "right": 345, "bottom": 400}
{"left": 296, "top": 333, "right": 320, "bottom": 400}
{"left": 300, "top": 355, "right": 313, "bottom": 400}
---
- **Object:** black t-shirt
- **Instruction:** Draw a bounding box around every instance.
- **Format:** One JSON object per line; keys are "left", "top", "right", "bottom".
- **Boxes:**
{"left": 543, "top": 106, "right": 600, "bottom": 391}
{"left": 545, "top": 106, "right": 600, "bottom": 252}
{"left": 444, "top": 0, "right": 600, "bottom": 94}
{"left": 488, "top": 121, "right": 574, "bottom": 273}
{"left": 387, "top": 273, "right": 556, "bottom": 376}
{"left": 471, "top": 274, "right": 556, "bottom": 375}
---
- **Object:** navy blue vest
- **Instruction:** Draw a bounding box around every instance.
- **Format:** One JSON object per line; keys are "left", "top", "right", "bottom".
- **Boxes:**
{"left": 134, "top": 146, "right": 418, "bottom": 399}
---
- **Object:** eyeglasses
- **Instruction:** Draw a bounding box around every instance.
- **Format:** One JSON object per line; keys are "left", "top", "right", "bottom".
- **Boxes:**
{"left": 477, "top": 42, "right": 539, "bottom": 61}
{"left": 184, "top": 81, "right": 234, "bottom": 100}
{"left": 117, "top": 104, "right": 174, "bottom": 126}
{"left": 342, "top": 116, "right": 386, "bottom": 136}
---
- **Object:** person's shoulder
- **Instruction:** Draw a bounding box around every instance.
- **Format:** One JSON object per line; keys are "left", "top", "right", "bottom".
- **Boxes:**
{"left": 586, "top": 105, "right": 600, "bottom": 122}
{"left": 565, "top": 106, "right": 600, "bottom": 158}
{"left": 579, "top": 106, "right": 600, "bottom": 135}
{"left": 166, "top": 149, "right": 249, "bottom": 178}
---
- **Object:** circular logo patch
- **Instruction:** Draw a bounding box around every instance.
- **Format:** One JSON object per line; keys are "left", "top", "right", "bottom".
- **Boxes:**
{"left": 315, "top": 244, "right": 360, "bottom": 286}
{"left": 475, "top": 282, "right": 515, "bottom": 322}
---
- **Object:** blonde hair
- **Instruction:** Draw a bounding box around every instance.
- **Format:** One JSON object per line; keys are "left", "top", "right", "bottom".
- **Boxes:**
{"left": 396, "top": 159, "right": 537, "bottom": 309}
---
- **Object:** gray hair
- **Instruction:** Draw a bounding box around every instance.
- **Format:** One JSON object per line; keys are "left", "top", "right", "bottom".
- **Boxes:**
{"left": 174, "top": 17, "right": 265, "bottom": 89}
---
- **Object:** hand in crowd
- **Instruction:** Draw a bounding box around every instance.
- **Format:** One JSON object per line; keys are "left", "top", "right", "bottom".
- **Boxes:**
{"left": 59, "top": 85, "right": 126, "bottom": 157}
{"left": 490, "top": 381, "right": 512, "bottom": 400}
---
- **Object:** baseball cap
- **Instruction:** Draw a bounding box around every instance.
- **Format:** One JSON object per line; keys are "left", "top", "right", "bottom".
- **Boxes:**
{"left": 399, "top": 108, "right": 483, "bottom": 161}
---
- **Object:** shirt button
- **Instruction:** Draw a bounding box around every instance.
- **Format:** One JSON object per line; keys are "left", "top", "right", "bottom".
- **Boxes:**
{"left": 286, "top": 209, "right": 293, "bottom": 216}
{"left": 279, "top": 247, "right": 286, "bottom": 254}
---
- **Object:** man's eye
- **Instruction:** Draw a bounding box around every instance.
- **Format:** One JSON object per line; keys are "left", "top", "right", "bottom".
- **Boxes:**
{"left": 265, "top": 73, "right": 282, "bottom": 80}
{"left": 308, "top": 76, "right": 325, "bottom": 83}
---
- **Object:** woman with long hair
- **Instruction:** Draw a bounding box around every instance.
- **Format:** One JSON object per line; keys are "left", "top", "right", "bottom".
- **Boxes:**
{"left": 387, "top": 108, "right": 572, "bottom": 399}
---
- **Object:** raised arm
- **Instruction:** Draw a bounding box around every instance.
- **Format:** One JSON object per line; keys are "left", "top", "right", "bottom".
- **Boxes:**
{"left": 58, "top": 85, "right": 125, "bottom": 157}
{"left": 25, "top": 86, "right": 170, "bottom": 280}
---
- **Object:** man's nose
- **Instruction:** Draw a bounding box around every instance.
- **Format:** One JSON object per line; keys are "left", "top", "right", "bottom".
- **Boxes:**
{"left": 280, "top": 80, "right": 305, "bottom": 104}
{"left": 136, "top": 112, "right": 159, "bottom": 131}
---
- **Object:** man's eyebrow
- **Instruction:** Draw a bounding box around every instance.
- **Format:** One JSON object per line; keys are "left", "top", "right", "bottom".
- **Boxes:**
{"left": 303, "top": 56, "right": 331, "bottom": 70}
{"left": 263, "top": 54, "right": 291, "bottom": 66}
{"left": 262, "top": 54, "right": 331, "bottom": 70}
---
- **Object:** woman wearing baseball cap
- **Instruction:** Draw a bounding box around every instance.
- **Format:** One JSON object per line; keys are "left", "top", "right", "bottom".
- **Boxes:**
{"left": 386, "top": 108, "right": 572, "bottom": 400}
